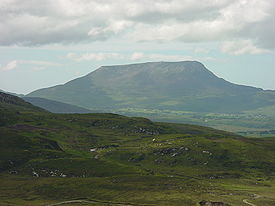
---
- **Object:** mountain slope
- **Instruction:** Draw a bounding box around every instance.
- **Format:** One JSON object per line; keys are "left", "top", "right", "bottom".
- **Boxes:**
{"left": 0, "top": 91, "right": 44, "bottom": 112}
{"left": 27, "top": 61, "right": 275, "bottom": 113}
{"left": 23, "top": 97, "right": 93, "bottom": 113}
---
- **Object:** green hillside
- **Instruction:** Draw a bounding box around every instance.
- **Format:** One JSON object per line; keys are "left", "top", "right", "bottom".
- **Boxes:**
{"left": 23, "top": 97, "right": 93, "bottom": 113}
{"left": 0, "top": 92, "right": 44, "bottom": 112}
{"left": 0, "top": 93, "right": 275, "bottom": 205}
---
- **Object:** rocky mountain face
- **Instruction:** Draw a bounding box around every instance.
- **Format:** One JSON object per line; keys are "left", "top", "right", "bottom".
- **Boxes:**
{"left": 27, "top": 61, "right": 275, "bottom": 113}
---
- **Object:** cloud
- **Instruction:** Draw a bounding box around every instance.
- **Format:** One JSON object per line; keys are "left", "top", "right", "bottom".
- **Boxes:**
{"left": 67, "top": 51, "right": 217, "bottom": 63}
{"left": 0, "top": 60, "right": 17, "bottom": 71}
{"left": 0, "top": 0, "right": 274, "bottom": 54}
{"left": 20, "top": 60, "right": 62, "bottom": 66}
{"left": 130, "top": 52, "right": 145, "bottom": 60}
{"left": 67, "top": 52, "right": 124, "bottom": 61}
{"left": 0, "top": 59, "right": 61, "bottom": 71}
{"left": 130, "top": 52, "right": 195, "bottom": 61}
{"left": 221, "top": 40, "right": 270, "bottom": 55}
{"left": 130, "top": 52, "right": 219, "bottom": 62}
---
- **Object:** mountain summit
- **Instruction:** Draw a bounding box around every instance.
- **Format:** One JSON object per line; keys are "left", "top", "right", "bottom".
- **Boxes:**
{"left": 27, "top": 61, "right": 275, "bottom": 112}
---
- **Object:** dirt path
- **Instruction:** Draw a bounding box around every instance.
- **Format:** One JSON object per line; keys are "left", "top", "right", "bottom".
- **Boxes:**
{"left": 243, "top": 199, "right": 257, "bottom": 206}
{"left": 46, "top": 200, "right": 95, "bottom": 206}
{"left": 45, "top": 199, "right": 151, "bottom": 206}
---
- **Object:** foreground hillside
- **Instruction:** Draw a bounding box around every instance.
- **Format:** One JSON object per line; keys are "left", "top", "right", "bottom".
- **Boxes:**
{"left": 0, "top": 93, "right": 275, "bottom": 206}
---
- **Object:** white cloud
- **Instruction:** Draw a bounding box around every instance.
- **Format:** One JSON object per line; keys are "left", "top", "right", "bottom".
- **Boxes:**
{"left": 20, "top": 60, "right": 62, "bottom": 66}
{"left": 130, "top": 52, "right": 194, "bottom": 61}
{"left": 68, "top": 51, "right": 217, "bottom": 62}
{"left": 0, "top": 0, "right": 274, "bottom": 53}
{"left": 0, "top": 59, "right": 61, "bottom": 71}
{"left": 67, "top": 52, "right": 124, "bottom": 61}
{"left": 221, "top": 40, "right": 270, "bottom": 55}
{"left": 130, "top": 52, "right": 145, "bottom": 60}
{"left": 131, "top": 52, "right": 219, "bottom": 62}
{"left": 0, "top": 60, "right": 17, "bottom": 71}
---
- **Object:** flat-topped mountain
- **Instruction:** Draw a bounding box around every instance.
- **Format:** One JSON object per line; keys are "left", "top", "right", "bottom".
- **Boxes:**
{"left": 27, "top": 61, "right": 275, "bottom": 112}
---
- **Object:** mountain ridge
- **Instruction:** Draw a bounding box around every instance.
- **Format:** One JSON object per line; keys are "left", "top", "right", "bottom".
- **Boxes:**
{"left": 27, "top": 61, "right": 275, "bottom": 113}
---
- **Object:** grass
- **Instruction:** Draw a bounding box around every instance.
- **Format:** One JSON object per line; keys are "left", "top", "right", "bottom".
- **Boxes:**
{"left": 112, "top": 107, "right": 275, "bottom": 136}
{"left": 1, "top": 95, "right": 275, "bottom": 205}
{"left": 0, "top": 174, "right": 274, "bottom": 206}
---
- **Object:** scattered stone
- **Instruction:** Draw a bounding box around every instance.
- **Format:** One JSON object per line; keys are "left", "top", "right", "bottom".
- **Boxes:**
{"left": 199, "top": 200, "right": 230, "bottom": 206}
{"left": 32, "top": 171, "right": 39, "bottom": 177}
{"left": 9, "top": 170, "right": 18, "bottom": 174}
{"left": 172, "top": 153, "right": 178, "bottom": 157}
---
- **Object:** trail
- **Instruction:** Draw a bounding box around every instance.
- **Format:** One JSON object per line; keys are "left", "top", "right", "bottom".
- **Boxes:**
{"left": 45, "top": 199, "right": 151, "bottom": 206}
{"left": 243, "top": 199, "right": 257, "bottom": 206}
{"left": 46, "top": 200, "right": 95, "bottom": 206}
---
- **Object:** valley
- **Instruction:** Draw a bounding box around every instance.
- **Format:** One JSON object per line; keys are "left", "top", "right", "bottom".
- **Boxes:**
{"left": 113, "top": 107, "right": 275, "bottom": 136}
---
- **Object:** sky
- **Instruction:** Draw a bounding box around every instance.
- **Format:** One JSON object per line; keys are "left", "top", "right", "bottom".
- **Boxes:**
{"left": 0, "top": 0, "right": 275, "bottom": 94}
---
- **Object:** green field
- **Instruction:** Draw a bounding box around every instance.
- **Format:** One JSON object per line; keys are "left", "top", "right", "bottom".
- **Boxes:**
{"left": 1, "top": 92, "right": 275, "bottom": 206}
{"left": 112, "top": 107, "right": 275, "bottom": 137}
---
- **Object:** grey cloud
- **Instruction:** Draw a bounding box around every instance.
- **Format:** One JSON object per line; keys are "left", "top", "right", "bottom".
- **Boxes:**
{"left": 126, "top": 0, "right": 232, "bottom": 23}
{"left": 0, "top": 0, "right": 274, "bottom": 53}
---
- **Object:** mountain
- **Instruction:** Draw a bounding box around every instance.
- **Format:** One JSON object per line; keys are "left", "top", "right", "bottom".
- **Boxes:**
{"left": 27, "top": 61, "right": 275, "bottom": 113}
{"left": 1, "top": 93, "right": 275, "bottom": 205}
{"left": 0, "top": 89, "right": 24, "bottom": 97}
{"left": 23, "top": 97, "right": 93, "bottom": 113}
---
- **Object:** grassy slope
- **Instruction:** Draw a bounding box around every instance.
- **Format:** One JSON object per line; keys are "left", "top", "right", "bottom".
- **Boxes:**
{"left": 0, "top": 94, "right": 275, "bottom": 205}
{"left": 23, "top": 96, "right": 93, "bottom": 114}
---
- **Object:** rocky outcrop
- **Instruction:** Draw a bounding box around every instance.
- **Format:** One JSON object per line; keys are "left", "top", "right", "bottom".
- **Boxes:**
{"left": 199, "top": 200, "right": 230, "bottom": 206}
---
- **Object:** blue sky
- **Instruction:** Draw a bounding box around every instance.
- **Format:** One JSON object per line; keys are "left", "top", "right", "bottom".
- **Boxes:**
{"left": 0, "top": 0, "right": 274, "bottom": 94}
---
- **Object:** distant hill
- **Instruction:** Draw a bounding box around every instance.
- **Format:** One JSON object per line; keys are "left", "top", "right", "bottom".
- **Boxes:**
{"left": 0, "top": 92, "right": 46, "bottom": 126}
{"left": 0, "top": 92, "right": 44, "bottom": 112}
{"left": 23, "top": 97, "right": 93, "bottom": 114}
{"left": 27, "top": 61, "right": 275, "bottom": 113}
{"left": 0, "top": 89, "right": 24, "bottom": 97}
